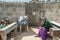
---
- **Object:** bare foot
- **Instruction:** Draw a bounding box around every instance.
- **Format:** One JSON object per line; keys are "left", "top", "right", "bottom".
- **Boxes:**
{"left": 34, "top": 35, "right": 38, "bottom": 37}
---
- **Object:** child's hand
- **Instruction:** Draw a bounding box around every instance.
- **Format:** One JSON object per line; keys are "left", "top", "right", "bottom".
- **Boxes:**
{"left": 38, "top": 27, "right": 42, "bottom": 29}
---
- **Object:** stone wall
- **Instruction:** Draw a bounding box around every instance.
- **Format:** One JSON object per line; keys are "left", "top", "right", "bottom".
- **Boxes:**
{"left": 0, "top": 2, "right": 25, "bottom": 22}
{"left": 25, "top": 3, "right": 42, "bottom": 26}
{"left": 43, "top": 2, "right": 60, "bottom": 23}
{"left": 0, "top": 2, "right": 60, "bottom": 24}
{"left": 25, "top": 2, "right": 60, "bottom": 25}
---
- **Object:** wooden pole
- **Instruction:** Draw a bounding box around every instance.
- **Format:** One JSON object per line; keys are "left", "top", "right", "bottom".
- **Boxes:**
{"left": 1, "top": 33, "right": 7, "bottom": 40}
{"left": 53, "top": 36, "right": 57, "bottom": 40}
{"left": 26, "top": 25, "right": 29, "bottom": 32}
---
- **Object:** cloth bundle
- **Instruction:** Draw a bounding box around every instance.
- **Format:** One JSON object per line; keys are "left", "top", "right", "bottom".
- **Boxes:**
{"left": 18, "top": 16, "right": 28, "bottom": 26}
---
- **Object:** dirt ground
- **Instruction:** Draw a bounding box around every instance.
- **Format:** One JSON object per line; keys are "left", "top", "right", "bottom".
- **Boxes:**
{"left": 1, "top": 27, "right": 52, "bottom": 40}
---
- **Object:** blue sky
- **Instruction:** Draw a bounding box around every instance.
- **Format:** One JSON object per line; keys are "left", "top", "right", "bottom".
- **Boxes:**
{"left": 0, "top": 0, "right": 32, "bottom": 2}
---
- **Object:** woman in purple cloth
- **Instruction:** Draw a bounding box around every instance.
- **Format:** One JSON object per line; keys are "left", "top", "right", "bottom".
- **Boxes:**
{"left": 37, "top": 27, "right": 47, "bottom": 40}
{"left": 36, "top": 18, "right": 47, "bottom": 40}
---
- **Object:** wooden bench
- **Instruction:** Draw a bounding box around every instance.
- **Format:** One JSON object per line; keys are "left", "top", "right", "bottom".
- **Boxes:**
{"left": 0, "top": 22, "right": 17, "bottom": 40}
{"left": 49, "top": 21, "right": 60, "bottom": 40}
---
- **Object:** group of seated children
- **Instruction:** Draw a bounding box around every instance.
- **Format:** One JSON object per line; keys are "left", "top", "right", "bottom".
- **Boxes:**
{"left": 0, "top": 19, "right": 10, "bottom": 29}
{"left": 36, "top": 17, "right": 52, "bottom": 40}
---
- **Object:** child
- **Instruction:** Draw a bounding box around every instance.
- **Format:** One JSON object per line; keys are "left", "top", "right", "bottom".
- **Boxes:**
{"left": 0, "top": 20, "right": 6, "bottom": 28}
{"left": 42, "top": 18, "right": 52, "bottom": 32}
